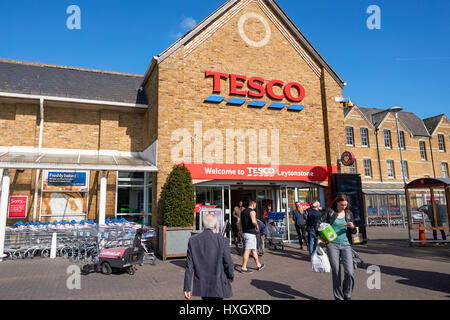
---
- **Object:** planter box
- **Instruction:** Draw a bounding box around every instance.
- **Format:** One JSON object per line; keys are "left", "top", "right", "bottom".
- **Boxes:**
{"left": 158, "top": 226, "right": 194, "bottom": 261}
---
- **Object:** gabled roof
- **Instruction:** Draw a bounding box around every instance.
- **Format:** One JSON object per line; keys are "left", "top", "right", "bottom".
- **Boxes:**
{"left": 423, "top": 114, "right": 447, "bottom": 136}
{"left": 357, "top": 106, "right": 430, "bottom": 137}
{"left": 0, "top": 59, "right": 148, "bottom": 105}
{"left": 142, "top": 0, "right": 345, "bottom": 88}
{"left": 343, "top": 105, "right": 375, "bottom": 130}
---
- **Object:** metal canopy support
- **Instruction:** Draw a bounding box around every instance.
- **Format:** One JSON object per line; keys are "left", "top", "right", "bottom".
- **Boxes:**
{"left": 0, "top": 169, "right": 10, "bottom": 261}
{"left": 98, "top": 171, "right": 107, "bottom": 226}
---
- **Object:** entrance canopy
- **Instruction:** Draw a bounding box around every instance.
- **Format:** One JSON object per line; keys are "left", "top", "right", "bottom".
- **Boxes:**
{"left": 362, "top": 182, "right": 406, "bottom": 195}
{"left": 0, "top": 151, "right": 158, "bottom": 172}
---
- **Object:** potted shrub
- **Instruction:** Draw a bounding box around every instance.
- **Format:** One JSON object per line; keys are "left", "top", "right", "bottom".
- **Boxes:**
{"left": 158, "top": 164, "right": 196, "bottom": 260}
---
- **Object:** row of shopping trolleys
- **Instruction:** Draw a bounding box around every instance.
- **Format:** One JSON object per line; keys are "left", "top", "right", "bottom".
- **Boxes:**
{"left": 4, "top": 219, "right": 157, "bottom": 264}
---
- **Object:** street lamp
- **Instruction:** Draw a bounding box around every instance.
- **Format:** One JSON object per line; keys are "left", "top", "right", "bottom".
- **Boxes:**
{"left": 387, "top": 107, "right": 407, "bottom": 185}
{"left": 388, "top": 106, "right": 407, "bottom": 229}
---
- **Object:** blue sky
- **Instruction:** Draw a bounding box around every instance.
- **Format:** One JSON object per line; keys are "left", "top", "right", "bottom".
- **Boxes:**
{"left": 0, "top": 0, "right": 449, "bottom": 119}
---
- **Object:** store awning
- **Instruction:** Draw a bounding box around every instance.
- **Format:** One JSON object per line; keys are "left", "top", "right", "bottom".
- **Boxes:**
{"left": 362, "top": 182, "right": 406, "bottom": 195}
{"left": 0, "top": 151, "right": 158, "bottom": 172}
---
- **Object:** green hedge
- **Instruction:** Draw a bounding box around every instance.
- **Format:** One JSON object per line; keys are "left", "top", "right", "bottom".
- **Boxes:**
{"left": 159, "top": 164, "right": 196, "bottom": 227}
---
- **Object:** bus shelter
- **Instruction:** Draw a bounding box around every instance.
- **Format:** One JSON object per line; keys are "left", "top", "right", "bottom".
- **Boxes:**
{"left": 405, "top": 178, "right": 450, "bottom": 245}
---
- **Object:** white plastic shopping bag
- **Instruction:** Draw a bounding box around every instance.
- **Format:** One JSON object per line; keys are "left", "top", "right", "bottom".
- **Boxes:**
{"left": 311, "top": 247, "right": 331, "bottom": 273}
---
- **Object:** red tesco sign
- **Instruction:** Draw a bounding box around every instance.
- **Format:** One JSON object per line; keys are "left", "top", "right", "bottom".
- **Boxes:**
{"left": 206, "top": 71, "right": 306, "bottom": 102}
{"left": 8, "top": 196, "right": 28, "bottom": 218}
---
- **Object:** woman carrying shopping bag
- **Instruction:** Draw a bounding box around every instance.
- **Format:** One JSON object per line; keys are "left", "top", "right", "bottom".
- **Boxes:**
{"left": 317, "top": 194, "right": 358, "bottom": 300}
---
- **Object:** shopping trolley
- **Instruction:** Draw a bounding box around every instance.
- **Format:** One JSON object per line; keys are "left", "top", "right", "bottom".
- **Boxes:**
{"left": 266, "top": 212, "right": 286, "bottom": 250}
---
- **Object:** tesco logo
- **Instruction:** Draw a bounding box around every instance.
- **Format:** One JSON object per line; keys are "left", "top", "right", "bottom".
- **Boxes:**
{"left": 206, "top": 71, "right": 306, "bottom": 102}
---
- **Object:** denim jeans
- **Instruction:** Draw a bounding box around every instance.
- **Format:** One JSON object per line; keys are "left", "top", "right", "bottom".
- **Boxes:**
{"left": 326, "top": 242, "right": 354, "bottom": 300}
{"left": 308, "top": 231, "right": 317, "bottom": 255}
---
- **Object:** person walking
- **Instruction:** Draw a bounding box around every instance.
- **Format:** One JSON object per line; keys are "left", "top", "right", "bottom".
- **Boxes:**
{"left": 256, "top": 218, "right": 267, "bottom": 256}
{"left": 184, "top": 213, "right": 234, "bottom": 300}
{"left": 305, "top": 201, "right": 323, "bottom": 255}
{"left": 262, "top": 204, "right": 272, "bottom": 225}
{"left": 317, "top": 194, "right": 358, "bottom": 300}
{"left": 232, "top": 201, "right": 245, "bottom": 245}
{"left": 241, "top": 200, "right": 265, "bottom": 273}
{"left": 293, "top": 202, "right": 308, "bottom": 250}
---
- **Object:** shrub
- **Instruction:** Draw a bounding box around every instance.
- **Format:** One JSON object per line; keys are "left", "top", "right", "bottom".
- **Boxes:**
{"left": 159, "top": 164, "right": 196, "bottom": 227}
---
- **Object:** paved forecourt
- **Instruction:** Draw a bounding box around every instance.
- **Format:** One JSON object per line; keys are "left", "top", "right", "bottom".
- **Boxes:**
{"left": 0, "top": 227, "right": 449, "bottom": 300}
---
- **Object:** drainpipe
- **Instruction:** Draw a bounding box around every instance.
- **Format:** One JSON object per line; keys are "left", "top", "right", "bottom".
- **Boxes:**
{"left": 429, "top": 137, "right": 436, "bottom": 178}
{"left": 375, "top": 128, "right": 383, "bottom": 183}
{"left": 32, "top": 98, "right": 44, "bottom": 222}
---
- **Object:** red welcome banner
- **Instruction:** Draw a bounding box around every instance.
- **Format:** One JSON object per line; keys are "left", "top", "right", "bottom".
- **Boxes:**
{"left": 183, "top": 163, "right": 337, "bottom": 181}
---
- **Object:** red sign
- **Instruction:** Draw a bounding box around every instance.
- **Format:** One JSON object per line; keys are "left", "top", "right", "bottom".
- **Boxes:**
{"left": 206, "top": 71, "right": 306, "bottom": 102}
{"left": 341, "top": 151, "right": 356, "bottom": 166}
{"left": 184, "top": 163, "right": 337, "bottom": 181}
{"left": 195, "top": 204, "right": 217, "bottom": 213}
{"left": 8, "top": 196, "right": 28, "bottom": 218}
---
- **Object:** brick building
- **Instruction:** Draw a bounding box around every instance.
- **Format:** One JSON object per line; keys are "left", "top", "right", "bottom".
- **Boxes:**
{"left": 0, "top": 0, "right": 448, "bottom": 241}
{"left": 342, "top": 104, "right": 449, "bottom": 225}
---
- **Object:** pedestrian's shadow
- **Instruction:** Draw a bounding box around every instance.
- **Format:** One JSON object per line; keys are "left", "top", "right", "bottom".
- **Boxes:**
{"left": 251, "top": 279, "right": 319, "bottom": 300}
{"left": 267, "top": 248, "right": 310, "bottom": 262}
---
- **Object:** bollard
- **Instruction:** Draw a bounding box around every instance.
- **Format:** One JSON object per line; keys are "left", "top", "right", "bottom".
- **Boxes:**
{"left": 50, "top": 232, "right": 57, "bottom": 259}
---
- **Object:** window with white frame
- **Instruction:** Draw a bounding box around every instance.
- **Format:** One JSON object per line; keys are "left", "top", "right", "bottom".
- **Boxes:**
{"left": 363, "top": 159, "right": 372, "bottom": 178}
{"left": 419, "top": 141, "right": 427, "bottom": 160}
{"left": 401, "top": 161, "right": 409, "bottom": 179}
{"left": 360, "top": 128, "right": 369, "bottom": 147}
{"left": 387, "top": 160, "right": 395, "bottom": 178}
{"left": 384, "top": 130, "right": 392, "bottom": 148}
{"left": 349, "top": 160, "right": 357, "bottom": 174}
{"left": 346, "top": 127, "right": 354, "bottom": 146}
{"left": 442, "top": 162, "right": 449, "bottom": 178}
{"left": 438, "top": 134, "right": 446, "bottom": 152}
{"left": 398, "top": 131, "right": 406, "bottom": 150}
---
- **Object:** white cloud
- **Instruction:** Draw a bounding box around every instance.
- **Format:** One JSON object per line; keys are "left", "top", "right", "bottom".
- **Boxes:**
{"left": 180, "top": 17, "right": 197, "bottom": 31}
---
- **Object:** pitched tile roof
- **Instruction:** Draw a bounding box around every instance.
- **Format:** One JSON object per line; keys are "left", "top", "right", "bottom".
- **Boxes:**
{"left": 423, "top": 114, "right": 445, "bottom": 136}
{"left": 0, "top": 59, "right": 148, "bottom": 105}
{"left": 355, "top": 106, "right": 430, "bottom": 137}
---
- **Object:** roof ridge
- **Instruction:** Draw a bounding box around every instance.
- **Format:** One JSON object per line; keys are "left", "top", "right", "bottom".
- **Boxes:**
{"left": 0, "top": 58, "right": 144, "bottom": 78}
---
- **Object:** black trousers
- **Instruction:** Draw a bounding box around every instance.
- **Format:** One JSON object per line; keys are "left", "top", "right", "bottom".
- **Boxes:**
{"left": 202, "top": 297, "right": 224, "bottom": 301}
{"left": 433, "top": 230, "right": 447, "bottom": 241}
{"left": 295, "top": 224, "right": 308, "bottom": 248}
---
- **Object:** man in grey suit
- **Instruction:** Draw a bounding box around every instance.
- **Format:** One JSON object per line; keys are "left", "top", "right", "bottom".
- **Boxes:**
{"left": 184, "top": 213, "right": 234, "bottom": 300}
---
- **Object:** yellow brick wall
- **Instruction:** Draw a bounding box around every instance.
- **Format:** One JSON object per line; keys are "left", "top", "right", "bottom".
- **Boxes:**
{"left": 343, "top": 108, "right": 436, "bottom": 182}
{"left": 150, "top": 1, "right": 346, "bottom": 225}
{"left": 430, "top": 117, "right": 450, "bottom": 178}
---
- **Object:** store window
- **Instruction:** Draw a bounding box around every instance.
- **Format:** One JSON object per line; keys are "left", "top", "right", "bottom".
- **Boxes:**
{"left": 384, "top": 130, "right": 392, "bottom": 148}
{"left": 438, "top": 134, "right": 446, "bottom": 152}
{"left": 363, "top": 159, "right": 372, "bottom": 178}
{"left": 116, "top": 172, "right": 151, "bottom": 223}
{"left": 387, "top": 160, "right": 395, "bottom": 178}
{"left": 419, "top": 141, "right": 427, "bottom": 160}
{"left": 360, "top": 128, "right": 369, "bottom": 147}
{"left": 346, "top": 127, "right": 354, "bottom": 146}
{"left": 365, "top": 194, "right": 378, "bottom": 217}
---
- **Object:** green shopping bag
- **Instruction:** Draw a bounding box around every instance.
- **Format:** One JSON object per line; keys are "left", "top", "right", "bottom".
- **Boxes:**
{"left": 318, "top": 223, "right": 337, "bottom": 243}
